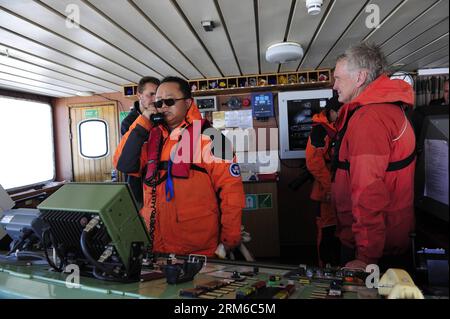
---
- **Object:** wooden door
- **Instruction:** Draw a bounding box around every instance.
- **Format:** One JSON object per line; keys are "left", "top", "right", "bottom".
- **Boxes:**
{"left": 69, "top": 102, "right": 119, "bottom": 182}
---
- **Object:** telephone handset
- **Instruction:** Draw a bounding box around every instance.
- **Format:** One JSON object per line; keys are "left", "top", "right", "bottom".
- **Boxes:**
{"left": 150, "top": 113, "right": 166, "bottom": 126}
{"left": 378, "top": 269, "right": 424, "bottom": 299}
{"left": 138, "top": 97, "right": 165, "bottom": 125}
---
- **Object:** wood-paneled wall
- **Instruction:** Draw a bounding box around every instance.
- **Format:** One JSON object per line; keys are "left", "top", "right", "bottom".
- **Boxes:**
{"left": 52, "top": 93, "right": 133, "bottom": 182}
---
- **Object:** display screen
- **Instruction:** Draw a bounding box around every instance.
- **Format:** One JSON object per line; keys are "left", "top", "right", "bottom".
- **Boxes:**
{"left": 252, "top": 92, "right": 274, "bottom": 118}
{"left": 195, "top": 96, "right": 217, "bottom": 112}
{"left": 287, "top": 99, "right": 323, "bottom": 151}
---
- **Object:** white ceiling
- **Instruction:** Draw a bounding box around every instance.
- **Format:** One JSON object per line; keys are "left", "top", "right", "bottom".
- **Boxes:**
{"left": 0, "top": 0, "right": 448, "bottom": 97}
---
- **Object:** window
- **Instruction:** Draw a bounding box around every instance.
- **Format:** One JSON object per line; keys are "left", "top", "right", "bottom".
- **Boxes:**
{"left": 78, "top": 119, "right": 109, "bottom": 159}
{"left": 0, "top": 96, "right": 54, "bottom": 190}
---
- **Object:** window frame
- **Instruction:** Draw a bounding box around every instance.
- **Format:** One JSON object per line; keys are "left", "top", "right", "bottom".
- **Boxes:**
{"left": 77, "top": 118, "right": 110, "bottom": 159}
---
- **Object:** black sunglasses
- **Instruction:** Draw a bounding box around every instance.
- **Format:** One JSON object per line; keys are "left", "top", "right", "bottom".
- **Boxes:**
{"left": 154, "top": 98, "right": 189, "bottom": 109}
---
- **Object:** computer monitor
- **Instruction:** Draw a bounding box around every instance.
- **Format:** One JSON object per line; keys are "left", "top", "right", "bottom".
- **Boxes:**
{"left": 415, "top": 113, "right": 449, "bottom": 222}
{"left": 37, "top": 183, "right": 150, "bottom": 281}
{"left": 278, "top": 89, "right": 333, "bottom": 159}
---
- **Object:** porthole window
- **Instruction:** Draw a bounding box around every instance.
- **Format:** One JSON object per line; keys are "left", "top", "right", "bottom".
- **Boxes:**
{"left": 78, "top": 119, "right": 109, "bottom": 159}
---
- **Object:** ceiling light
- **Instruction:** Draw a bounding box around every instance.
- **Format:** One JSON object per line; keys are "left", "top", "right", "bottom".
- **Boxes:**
{"left": 266, "top": 42, "right": 304, "bottom": 64}
{"left": 306, "top": 0, "right": 323, "bottom": 15}
{"left": 76, "top": 91, "right": 95, "bottom": 97}
{"left": 418, "top": 68, "right": 449, "bottom": 76}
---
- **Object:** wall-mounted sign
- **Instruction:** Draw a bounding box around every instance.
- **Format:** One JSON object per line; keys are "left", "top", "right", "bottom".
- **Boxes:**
{"left": 119, "top": 111, "right": 130, "bottom": 124}
{"left": 244, "top": 194, "right": 258, "bottom": 211}
{"left": 85, "top": 109, "right": 99, "bottom": 118}
{"left": 244, "top": 193, "right": 273, "bottom": 211}
{"left": 258, "top": 193, "right": 273, "bottom": 209}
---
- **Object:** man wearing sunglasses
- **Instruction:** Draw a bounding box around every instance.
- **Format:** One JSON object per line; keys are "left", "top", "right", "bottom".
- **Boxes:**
{"left": 114, "top": 76, "right": 245, "bottom": 258}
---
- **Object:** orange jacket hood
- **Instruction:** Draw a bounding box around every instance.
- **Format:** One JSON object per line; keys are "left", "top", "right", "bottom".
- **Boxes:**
{"left": 352, "top": 74, "right": 414, "bottom": 107}
{"left": 312, "top": 110, "right": 335, "bottom": 132}
{"left": 336, "top": 74, "right": 415, "bottom": 130}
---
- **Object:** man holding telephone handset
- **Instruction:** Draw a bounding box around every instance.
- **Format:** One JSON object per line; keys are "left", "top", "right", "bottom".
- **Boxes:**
{"left": 114, "top": 76, "right": 245, "bottom": 258}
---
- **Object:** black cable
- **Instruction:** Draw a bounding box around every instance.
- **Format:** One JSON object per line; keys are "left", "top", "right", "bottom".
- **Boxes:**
{"left": 80, "top": 230, "right": 116, "bottom": 278}
{"left": 81, "top": 230, "right": 138, "bottom": 283}
{"left": 42, "top": 230, "right": 64, "bottom": 272}
{"left": 147, "top": 181, "right": 157, "bottom": 261}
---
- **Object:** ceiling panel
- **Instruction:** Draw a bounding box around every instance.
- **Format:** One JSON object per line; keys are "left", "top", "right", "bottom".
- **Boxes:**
{"left": 0, "top": 6, "right": 143, "bottom": 82}
{"left": 299, "top": 0, "right": 369, "bottom": 70}
{"left": 86, "top": 0, "right": 201, "bottom": 79}
{"left": 390, "top": 35, "right": 449, "bottom": 70}
{"left": 403, "top": 45, "right": 449, "bottom": 71}
{"left": 36, "top": 0, "right": 169, "bottom": 77}
{"left": 0, "top": 72, "right": 78, "bottom": 95}
{"left": 177, "top": 0, "right": 240, "bottom": 76}
{"left": 0, "top": 0, "right": 447, "bottom": 97}
{"left": 280, "top": 0, "right": 331, "bottom": 72}
{"left": 218, "top": 0, "right": 259, "bottom": 75}
{"left": 0, "top": 27, "right": 128, "bottom": 86}
{"left": 381, "top": 0, "right": 449, "bottom": 55}
{"left": 423, "top": 56, "right": 449, "bottom": 68}
{"left": 364, "top": 0, "right": 438, "bottom": 45}
{"left": 0, "top": 44, "right": 120, "bottom": 92}
{"left": 134, "top": 0, "right": 221, "bottom": 78}
{"left": 0, "top": 55, "right": 111, "bottom": 93}
{"left": 319, "top": 0, "right": 403, "bottom": 69}
{"left": 0, "top": 63, "right": 99, "bottom": 93}
{"left": 386, "top": 19, "right": 449, "bottom": 65}
{"left": 259, "top": 0, "right": 293, "bottom": 73}
{"left": 0, "top": 79, "right": 71, "bottom": 97}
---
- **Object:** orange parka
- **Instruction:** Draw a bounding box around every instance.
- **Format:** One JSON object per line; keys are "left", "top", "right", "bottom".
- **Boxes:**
{"left": 114, "top": 104, "right": 245, "bottom": 257}
{"left": 306, "top": 111, "right": 337, "bottom": 228}
{"left": 332, "top": 75, "right": 416, "bottom": 265}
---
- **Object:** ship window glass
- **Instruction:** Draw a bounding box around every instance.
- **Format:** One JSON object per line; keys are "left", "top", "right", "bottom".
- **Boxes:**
{"left": 0, "top": 96, "right": 54, "bottom": 190}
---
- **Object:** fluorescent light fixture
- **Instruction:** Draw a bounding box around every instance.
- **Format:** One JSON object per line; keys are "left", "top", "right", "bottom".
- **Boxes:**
{"left": 417, "top": 68, "right": 449, "bottom": 76}
{"left": 76, "top": 91, "right": 95, "bottom": 97}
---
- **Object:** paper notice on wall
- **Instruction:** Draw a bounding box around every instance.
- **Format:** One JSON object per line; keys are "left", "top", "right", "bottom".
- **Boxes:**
{"left": 225, "top": 110, "right": 253, "bottom": 129}
{"left": 424, "top": 139, "right": 449, "bottom": 205}
{"left": 212, "top": 111, "right": 226, "bottom": 130}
